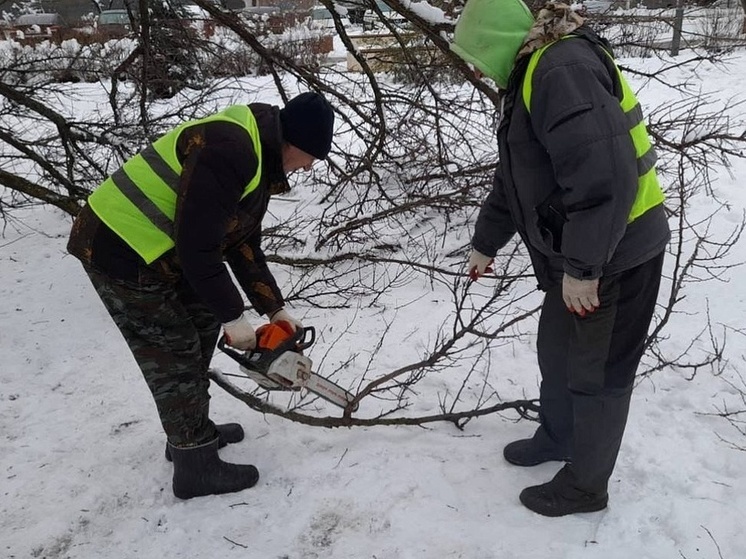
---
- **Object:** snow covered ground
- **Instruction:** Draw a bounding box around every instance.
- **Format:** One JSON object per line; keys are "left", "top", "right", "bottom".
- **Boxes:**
{"left": 2, "top": 49, "right": 746, "bottom": 559}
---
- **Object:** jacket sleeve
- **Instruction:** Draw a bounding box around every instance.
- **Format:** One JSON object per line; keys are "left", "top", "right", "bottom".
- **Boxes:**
{"left": 225, "top": 227, "right": 285, "bottom": 317}
{"left": 472, "top": 165, "right": 517, "bottom": 257}
{"left": 529, "top": 48, "right": 638, "bottom": 280}
{"left": 174, "top": 123, "right": 258, "bottom": 323}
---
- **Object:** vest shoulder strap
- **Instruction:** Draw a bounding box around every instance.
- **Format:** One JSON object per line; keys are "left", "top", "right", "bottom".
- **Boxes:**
{"left": 521, "top": 34, "right": 620, "bottom": 113}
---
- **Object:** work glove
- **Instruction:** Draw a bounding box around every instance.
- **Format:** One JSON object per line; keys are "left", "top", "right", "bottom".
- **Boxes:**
{"left": 562, "top": 273, "right": 600, "bottom": 316}
{"left": 223, "top": 312, "right": 256, "bottom": 351}
{"left": 270, "top": 308, "right": 303, "bottom": 332}
{"left": 467, "top": 249, "right": 494, "bottom": 281}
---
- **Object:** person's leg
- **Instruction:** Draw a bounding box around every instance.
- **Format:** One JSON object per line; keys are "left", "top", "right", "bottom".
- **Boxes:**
{"left": 83, "top": 267, "right": 259, "bottom": 498}
{"left": 163, "top": 280, "right": 244, "bottom": 461}
{"left": 536, "top": 285, "right": 575, "bottom": 448}
{"left": 175, "top": 278, "right": 221, "bottom": 373}
{"left": 520, "top": 253, "right": 664, "bottom": 516}
{"left": 85, "top": 267, "right": 217, "bottom": 446}
{"left": 504, "top": 286, "right": 573, "bottom": 466}
{"left": 567, "top": 252, "right": 663, "bottom": 494}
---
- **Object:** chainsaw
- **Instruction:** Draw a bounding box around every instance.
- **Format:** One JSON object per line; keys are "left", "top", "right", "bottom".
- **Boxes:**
{"left": 217, "top": 321, "right": 358, "bottom": 412}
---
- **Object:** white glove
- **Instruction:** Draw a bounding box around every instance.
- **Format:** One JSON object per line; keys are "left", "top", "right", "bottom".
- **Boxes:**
{"left": 223, "top": 312, "right": 256, "bottom": 350}
{"left": 270, "top": 308, "right": 303, "bottom": 332}
{"left": 562, "top": 274, "right": 600, "bottom": 315}
{"left": 467, "top": 249, "right": 494, "bottom": 281}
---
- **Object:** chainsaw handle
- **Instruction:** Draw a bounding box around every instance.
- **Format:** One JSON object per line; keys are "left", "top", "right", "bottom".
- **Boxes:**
{"left": 217, "top": 336, "right": 252, "bottom": 366}
{"left": 217, "top": 326, "right": 316, "bottom": 365}
{"left": 297, "top": 326, "right": 315, "bottom": 351}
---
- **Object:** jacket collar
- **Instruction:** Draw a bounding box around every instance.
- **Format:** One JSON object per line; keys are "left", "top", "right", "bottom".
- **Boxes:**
{"left": 516, "top": 2, "right": 585, "bottom": 60}
{"left": 249, "top": 103, "right": 290, "bottom": 195}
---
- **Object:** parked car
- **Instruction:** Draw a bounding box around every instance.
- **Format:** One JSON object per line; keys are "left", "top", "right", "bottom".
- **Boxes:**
{"left": 335, "top": 0, "right": 366, "bottom": 25}
{"left": 582, "top": 0, "right": 615, "bottom": 12}
{"left": 362, "top": 1, "right": 408, "bottom": 32}
{"left": 11, "top": 13, "right": 68, "bottom": 43}
{"left": 309, "top": 5, "right": 351, "bottom": 31}
{"left": 95, "top": 9, "right": 135, "bottom": 39}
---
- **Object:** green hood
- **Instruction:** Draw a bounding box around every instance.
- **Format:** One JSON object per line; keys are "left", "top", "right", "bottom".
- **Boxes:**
{"left": 450, "top": 0, "right": 535, "bottom": 89}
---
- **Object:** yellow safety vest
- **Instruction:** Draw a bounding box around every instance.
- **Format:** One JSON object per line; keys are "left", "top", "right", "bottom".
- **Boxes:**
{"left": 521, "top": 38, "right": 665, "bottom": 223}
{"left": 89, "top": 105, "right": 262, "bottom": 264}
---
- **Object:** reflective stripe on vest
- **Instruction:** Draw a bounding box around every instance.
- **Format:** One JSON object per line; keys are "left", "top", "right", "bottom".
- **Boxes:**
{"left": 521, "top": 38, "right": 665, "bottom": 223}
{"left": 88, "top": 105, "right": 262, "bottom": 264}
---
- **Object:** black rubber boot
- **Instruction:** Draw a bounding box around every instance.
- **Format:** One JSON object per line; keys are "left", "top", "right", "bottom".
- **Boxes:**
{"left": 503, "top": 426, "right": 571, "bottom": 467}
{"left": 519, "top": 464, "right": 608, "bottom": 517}
{"left": 169, "top": 437, "right": 259, "bottom": 499}
{"left": 165, "top": 423, "right": 244, "bottom": 462}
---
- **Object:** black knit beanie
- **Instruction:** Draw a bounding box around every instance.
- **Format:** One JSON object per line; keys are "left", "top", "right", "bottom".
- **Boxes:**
{"left": 279, "top": 92, "right": 335, "bottom": 160}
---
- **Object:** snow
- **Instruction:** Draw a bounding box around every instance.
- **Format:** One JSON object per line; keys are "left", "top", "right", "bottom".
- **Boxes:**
{"left": 2, "top": 48, "right": 746, "bottom": 559}
{"left": 401, "top": 1, "right": 451, "bottom": 25}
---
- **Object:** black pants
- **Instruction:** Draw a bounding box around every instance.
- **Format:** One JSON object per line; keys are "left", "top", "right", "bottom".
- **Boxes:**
{"left": 536, "top": 252, "right": 664, "bottom": 492}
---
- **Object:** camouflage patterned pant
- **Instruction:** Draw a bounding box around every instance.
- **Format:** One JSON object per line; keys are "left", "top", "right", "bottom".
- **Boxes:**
{"left": 84, "top": 266, "right": 221, "bottom": 447}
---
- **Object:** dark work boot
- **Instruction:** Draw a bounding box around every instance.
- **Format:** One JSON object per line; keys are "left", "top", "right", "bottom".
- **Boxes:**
{"left": 503, "top": 426, "right": 571, "bottom": 467}
{"left": 519, "top": 464, "right": 608, "bottom": 517}
{"left": 165, "top": 423, "right": 244, "bottom": 462}
{"left": 169, "top": 438, "right": 259, "bottom": 499}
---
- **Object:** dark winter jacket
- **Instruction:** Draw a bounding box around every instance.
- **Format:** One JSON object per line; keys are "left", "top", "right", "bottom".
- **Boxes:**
{"left": 472, "top": 29, "right": 670, "bottom": 289}
{"left": 67, "top": 103, "right": 289, "bottom": 323}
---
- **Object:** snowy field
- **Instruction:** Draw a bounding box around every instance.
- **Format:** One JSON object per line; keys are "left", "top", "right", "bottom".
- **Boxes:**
{"left": 2, "top": 48, "right": 746, "bottom": 559}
